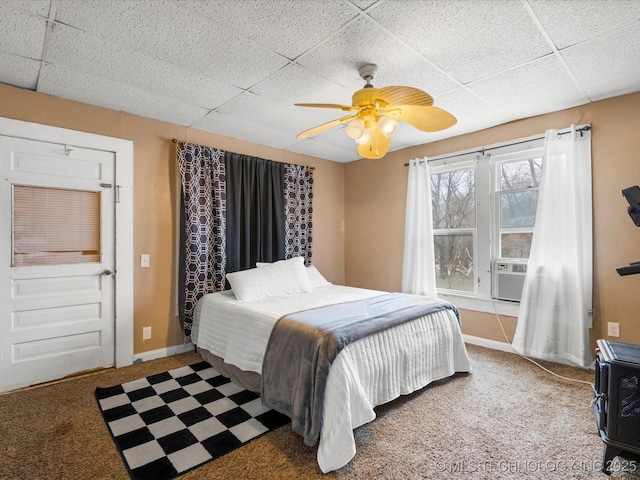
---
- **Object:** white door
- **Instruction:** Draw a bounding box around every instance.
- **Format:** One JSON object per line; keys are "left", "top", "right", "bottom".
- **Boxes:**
{"left": 0, "top": 136, "right": 116, "bottom": 391}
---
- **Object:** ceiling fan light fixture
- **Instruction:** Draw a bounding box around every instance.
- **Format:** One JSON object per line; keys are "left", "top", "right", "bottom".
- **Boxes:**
{"left": 378, "top": 116, "right": 398, "bottom": 138}
{"left": 346, "top": 117, "right": 365, "bottom": 139}
{"left": 355, "top": 127, "right": 372, "bottom": 145}
{"left": 294, "top": 63, "right": 456, "bottom": 159}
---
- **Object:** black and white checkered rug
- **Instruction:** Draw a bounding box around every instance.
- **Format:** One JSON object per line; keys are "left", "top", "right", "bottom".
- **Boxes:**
{"left": 95, "top": 361, "right": 290, "bottom": 480}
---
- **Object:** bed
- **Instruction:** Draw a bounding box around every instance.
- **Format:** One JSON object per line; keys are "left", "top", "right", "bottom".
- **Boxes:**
{"left": 191, "top": 258, "right": 471, "bottom": 472}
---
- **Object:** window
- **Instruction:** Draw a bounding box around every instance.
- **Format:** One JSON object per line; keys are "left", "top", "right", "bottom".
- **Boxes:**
{"left": 496, "top": 156, "right": 541, "bottom": 259}
{"left": 431, "top": 166, "right": 476, "bottom": 293}
{"left": 429, "top": 136, "right": 544, "bottom": 301}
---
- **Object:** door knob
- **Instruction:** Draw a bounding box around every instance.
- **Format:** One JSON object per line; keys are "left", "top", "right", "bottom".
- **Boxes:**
{"left": 102, "top": 269, "right": 113, "bottom": 276}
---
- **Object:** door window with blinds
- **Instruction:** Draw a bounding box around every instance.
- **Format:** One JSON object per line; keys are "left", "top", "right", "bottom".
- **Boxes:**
{"left": 12, "top": 185, "right": 101, "bottom": 266}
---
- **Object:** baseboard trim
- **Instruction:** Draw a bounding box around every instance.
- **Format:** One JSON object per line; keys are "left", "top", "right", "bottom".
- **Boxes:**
{"left": 134, "top": 343, "right": 195, "bottom": 364}
{"left": 463, "top": 334, "right": 515, "bottom": 353}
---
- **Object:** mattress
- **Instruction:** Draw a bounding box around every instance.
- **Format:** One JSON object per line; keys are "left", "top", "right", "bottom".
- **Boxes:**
{"left": 192, "top": 285, "right": 471, "bottom": 472}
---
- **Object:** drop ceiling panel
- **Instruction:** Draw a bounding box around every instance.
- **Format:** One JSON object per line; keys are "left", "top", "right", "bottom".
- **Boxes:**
{"left": 369, "top": 0, "right": 552, "bottom": 84}
{"left": 39, "top": 64, "right": 210, "bottom": 126}
{"left": 530, "top": 0, "right": 640, "bottom": 49}
{"left": 467, "top": 55, "right": 590, "bottom": 120}
{"left": 47, "top": 24, "right": 243, "bottom": 109}
{"left": 250, "top": 64, "right": 355, "bottom": 108}
{"left": 214, "top": 91, "right": 334, "bottom": 139}
{"left": 0, "top": 4, "right": 47, "bottom": 59}
{"left": 297, "top": 17, "right": 460, "bottom": 95}
{"left": 0, "top": 52, "right": 41, "bottom": 90}
{"left": 177, "top": 0, "right": 359, "bottom": 60}
{"left": 562, "top": 23, "right": 640, "bottom": 101}
{"left": 285, "top": 136, "right": 360, "bottom": 163}
{"left": 425, "top": 88, "right": 510, "bottom": 142}
{"left": 6, "top": 0, "right": 50, "bottom": 17}
{"left": 192, "top": 111, "right": 297, "bottom": 150}
{"left": 55, "top": 0, "right": 288, "bottom": 89}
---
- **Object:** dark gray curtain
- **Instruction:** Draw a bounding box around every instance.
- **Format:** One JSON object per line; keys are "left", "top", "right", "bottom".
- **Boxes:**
{"left": 224, "top": 152, "right": 286, "bottom": 273}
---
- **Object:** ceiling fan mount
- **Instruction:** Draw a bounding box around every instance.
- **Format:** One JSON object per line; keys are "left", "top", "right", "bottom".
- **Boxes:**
{"left": 358, "top": 63, "right": 378, "bottom": 88}
{"left": 295, "top": 64, "right": 457, "bottom": 159}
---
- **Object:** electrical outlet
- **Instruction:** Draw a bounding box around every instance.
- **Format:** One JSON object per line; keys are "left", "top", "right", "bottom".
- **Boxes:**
{"left": 607, "top": 322, "right": 620, "bottom": 338}
{"left": 142, "top": 326, "right": 152, "bottom": 340}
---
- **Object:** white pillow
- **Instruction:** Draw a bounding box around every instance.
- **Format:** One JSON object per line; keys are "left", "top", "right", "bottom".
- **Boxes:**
{"left": 227, "top": 256, "right": 311, "bottom": 301}
{"left": 305, "top": 264, "right": 332, "bottom": 289}
{"left": 256, "top": 260, "right": 332, "bottom": 290}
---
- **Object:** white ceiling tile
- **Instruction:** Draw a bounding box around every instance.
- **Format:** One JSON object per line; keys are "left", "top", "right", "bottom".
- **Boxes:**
{"left": 369, "top": 0, "right": 552, "bottom": 84}
{"left": 297, "top": 17, "right": 460, "bottom": 95}
{"left": 467, "top": 55, "right": 590, "bottom": 120}
{"left": 0, "top": 52, "right": 41, "bottom": 90}
{"left": 424, "top": 88, "right": 511, "bottom": 142}
{"left": 177, "top": 0, "right": 358, "bottom": 60}
{"left": 284, "top": 136, "right": 360, "bottom": 163}
{"left": 55, "top": 0, "right": 288, "bottom": 89}
{"left": 214, "top": 91, "right": 340, "bottom": 141}
{"left": 530, "top": 0, "right": 640, "bottom": 49}
{"left": 0, "top": 3, "right": 47, "bottom": 59}
{"left": 562, "top": 23, "right": 640, "bottom": 101}
{"left": 192, "top": 111, "right": 297, "bottom": 150}
{"left": 46, "top": 24, "right": 243, "bottom": 109}
{"left": 38, "top": 63, "right": 210, "bottom": 126}
{"left": 349, "top": 0, "right": 379, "bottom": 11}
{"left": 5, "top": 0, "right": 50, "bottom": 17}
{"left": 250, "top": 64, "right": 355, "bottom": 107}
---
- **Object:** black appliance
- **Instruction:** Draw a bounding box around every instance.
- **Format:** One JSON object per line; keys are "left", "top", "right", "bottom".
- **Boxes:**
{"left": 594, "top": 339, "right": 640, "bottom": 474}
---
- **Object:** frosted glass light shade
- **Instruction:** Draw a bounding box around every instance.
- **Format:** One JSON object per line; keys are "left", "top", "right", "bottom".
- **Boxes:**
{"left": 346, "top": 117, "right": 365, "bottom": 139}
{"left": 378, "top": 116, "right": 398, "bottom": 138}
{"left": 355, "top": 127, "right": 372, "bottom": 145}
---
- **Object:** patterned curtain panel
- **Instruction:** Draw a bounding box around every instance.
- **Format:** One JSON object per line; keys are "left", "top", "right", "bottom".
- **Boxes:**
{"left": 284, "top": 164, "right": 314, "bottom": 265}
{"left": 177, "top": 142, "right": 226, "bottom": 340}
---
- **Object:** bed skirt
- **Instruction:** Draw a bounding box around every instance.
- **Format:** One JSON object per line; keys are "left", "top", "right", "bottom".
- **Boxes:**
{"left": 196, "top": 346, "right": 261, "bottom": 393}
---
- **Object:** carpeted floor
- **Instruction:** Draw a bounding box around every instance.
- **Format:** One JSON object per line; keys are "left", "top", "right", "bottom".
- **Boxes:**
{"left": 1, "top": 344, "right": 639, "bottom": 479}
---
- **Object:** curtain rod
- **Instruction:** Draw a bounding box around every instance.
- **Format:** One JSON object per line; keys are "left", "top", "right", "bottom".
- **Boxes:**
{"left": 403, "top": 125, "right": 591, "bottom": 167}
{"left": 171, "top": 139, "right": 315, "bottom": 170}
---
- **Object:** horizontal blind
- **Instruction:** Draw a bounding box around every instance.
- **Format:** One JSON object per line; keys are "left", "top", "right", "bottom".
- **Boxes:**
{"left": 13, "top": 186, "right": 100, "bottom": 266}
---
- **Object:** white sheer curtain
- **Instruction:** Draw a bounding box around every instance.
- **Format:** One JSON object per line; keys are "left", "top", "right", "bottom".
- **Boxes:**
{"left": 512, "top": 125, "right": 592, "bottom": 368}
{"left": 401, "top": 158, "right": 437, "bottom": 297}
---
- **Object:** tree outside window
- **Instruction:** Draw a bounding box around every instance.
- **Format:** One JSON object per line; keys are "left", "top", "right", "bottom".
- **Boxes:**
{"left": 431, "top": 167, "right": 475, "bottom": 292}
{"left": 497, "top": 157, "right": 541, "bottom": 259}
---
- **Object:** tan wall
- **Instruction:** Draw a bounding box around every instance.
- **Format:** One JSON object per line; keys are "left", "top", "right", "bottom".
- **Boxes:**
{"left": 345, "top": 91, "right": 640, "bottom": 350}
{"left": 0, "top": 84, "right": 345, "bottom": 355}
{"left": 4, "top": 82, "right": 639, "bottom": 358}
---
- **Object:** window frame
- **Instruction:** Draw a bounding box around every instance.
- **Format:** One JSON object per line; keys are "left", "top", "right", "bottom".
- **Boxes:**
{"left": 431, "top": 160, "right": 478, "bottom": 295}
{"left": 492, "top": 147, "right": 544, "bottom": 262}
{"left": 427, "top": 135, "right": 545, "bottom": 316}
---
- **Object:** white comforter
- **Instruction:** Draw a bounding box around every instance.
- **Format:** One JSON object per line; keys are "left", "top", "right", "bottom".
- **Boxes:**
{"left": 192, "top": 285, "right": 471, "bottom": 472}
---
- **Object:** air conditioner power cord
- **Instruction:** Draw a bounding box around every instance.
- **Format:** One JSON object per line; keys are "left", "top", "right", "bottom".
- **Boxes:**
{"left": 490, "top": 298, "right": 594, "bottom": 387}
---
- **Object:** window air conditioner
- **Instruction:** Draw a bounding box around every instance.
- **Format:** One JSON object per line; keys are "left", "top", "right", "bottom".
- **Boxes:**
{"left": 492, "top": 260, "right": 528, "bottom": 302}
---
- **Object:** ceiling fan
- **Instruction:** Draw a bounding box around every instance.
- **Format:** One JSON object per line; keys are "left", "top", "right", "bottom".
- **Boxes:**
{"left": 295, "top": 64, "right": 457, "bottom": 159}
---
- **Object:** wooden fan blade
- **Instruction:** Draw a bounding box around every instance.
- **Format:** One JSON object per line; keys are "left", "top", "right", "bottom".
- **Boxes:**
{"left": 372, "top": 86, "right": 434, "bottom": 107}
{"left": 296, "top": 115, "right": 356, "bottom": 140}
{"left": 295, "top": 103, "right": 361, "bottom": 112}
{"left": 386, "top": 105, "right": 457, "bottom": 132}
{"left": 357, "top": 123, "right": 391, "bottom": 159}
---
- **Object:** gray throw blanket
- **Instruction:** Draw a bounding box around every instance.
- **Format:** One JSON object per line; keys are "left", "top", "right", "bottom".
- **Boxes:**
{"left": 260, "top": 293, "right": 459, "bottom": 446}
